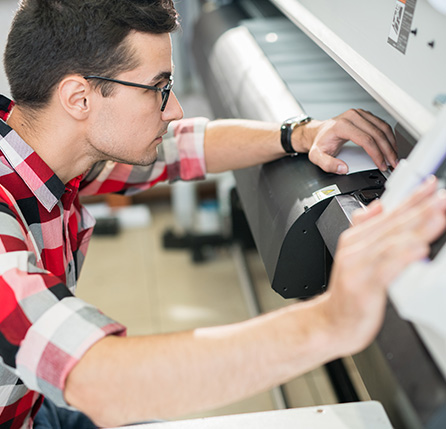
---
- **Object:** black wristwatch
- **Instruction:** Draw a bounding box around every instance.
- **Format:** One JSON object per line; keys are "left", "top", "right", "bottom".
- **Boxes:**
{"left": 280, "top": 114, "right": 312, "bottom": 156}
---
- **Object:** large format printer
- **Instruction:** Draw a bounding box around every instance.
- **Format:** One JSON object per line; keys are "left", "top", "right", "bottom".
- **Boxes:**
{"left": 192, "top": 1, "right": 446, "bottom": 428}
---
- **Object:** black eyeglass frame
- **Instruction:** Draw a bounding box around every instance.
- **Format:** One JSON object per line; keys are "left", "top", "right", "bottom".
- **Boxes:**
{"left": 83, "top": 74, "right": 174, "bottom": 111}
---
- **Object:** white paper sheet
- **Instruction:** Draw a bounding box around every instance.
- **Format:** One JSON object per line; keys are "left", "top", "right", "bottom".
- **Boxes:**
{"left": 336, "top": 141, "right": 378, "bottom": 174}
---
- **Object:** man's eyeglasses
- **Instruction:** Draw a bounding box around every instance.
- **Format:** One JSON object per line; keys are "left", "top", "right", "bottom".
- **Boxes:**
{"left": 83, "top": 75, "right": 174, "bottom": 111}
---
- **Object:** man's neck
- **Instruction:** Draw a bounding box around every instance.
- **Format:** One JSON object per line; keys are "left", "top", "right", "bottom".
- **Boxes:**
{"left": 7, "top": 106, "right": 95, "bottom": 184}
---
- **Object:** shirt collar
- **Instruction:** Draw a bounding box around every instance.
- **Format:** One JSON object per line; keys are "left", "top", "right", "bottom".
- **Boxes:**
{"left": 0, "top": 95, "right": 67, "bottom": 212}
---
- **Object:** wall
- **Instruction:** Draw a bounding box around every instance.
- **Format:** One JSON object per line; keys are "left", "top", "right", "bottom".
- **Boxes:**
{"left": 0, "top": 0, "right": 19, "bottom": 97}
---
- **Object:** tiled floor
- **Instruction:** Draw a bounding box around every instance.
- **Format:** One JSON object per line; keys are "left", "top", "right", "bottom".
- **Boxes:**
{"left": 76, "top": 199, "right": 338, "bottom": 421}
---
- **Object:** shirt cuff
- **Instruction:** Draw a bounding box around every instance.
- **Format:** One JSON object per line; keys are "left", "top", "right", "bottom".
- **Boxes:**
{"left": 15, "top": 297, "right": 126, "bottom": 408}
{"left": 163, "top": 117, "right": 209, "bottom": 182}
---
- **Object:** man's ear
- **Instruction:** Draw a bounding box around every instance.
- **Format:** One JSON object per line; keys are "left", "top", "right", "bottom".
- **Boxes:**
{"left": 58, "top": 76, "right": 92, "bottom": 120}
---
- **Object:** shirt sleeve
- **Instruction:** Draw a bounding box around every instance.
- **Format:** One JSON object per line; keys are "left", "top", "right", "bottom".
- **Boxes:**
{"left": 79, "top": 117, "right": 209, "bottom": 197}
{"left": 0, "top": 200, "right": 126, "bottom": 408}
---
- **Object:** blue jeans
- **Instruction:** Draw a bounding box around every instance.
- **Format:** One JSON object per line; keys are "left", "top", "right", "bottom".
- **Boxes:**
{"left": 33, "top": 397, "right": 166, "bottom": 428}
{"left": 33, "top": 397, "right": 97, "bottom": 428}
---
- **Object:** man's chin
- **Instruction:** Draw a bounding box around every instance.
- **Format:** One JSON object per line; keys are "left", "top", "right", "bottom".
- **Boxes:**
{"left": 128, "top": 147, "right": 159, "bottom": 166}
{"left": 108, "top": 154, "right": 157, "bottom": 167}
{"left": 132, "top": 155, "right": 158, "bottom": 166}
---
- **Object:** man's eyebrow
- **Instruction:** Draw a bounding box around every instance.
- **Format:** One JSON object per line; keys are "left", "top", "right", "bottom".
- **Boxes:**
{"left": 149, "top": 71, "right": 172, "bottom": 85}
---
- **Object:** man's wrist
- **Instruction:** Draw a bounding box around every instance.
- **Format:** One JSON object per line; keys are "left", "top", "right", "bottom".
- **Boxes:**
{"left": 291, "top": 118, "right": 323, "bottom": 154}
{"left": 283, "top": 294, "right": 340, "bottom": 366}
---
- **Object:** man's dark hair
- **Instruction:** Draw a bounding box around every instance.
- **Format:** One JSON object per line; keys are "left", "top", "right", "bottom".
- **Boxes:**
{"left": 4, "top": 0, "right": 179, "bottom": 109}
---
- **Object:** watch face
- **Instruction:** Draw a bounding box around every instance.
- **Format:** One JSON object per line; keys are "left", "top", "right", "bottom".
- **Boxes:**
{"left": 285, "top": 114, "right": 309, "bottom": 125}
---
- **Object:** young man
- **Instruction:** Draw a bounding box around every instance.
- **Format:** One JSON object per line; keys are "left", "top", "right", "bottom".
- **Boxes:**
{"left": 1, "top": 1, "right": 445, "bottom": 428}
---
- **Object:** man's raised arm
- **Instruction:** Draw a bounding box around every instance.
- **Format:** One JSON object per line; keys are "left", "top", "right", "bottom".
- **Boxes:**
{"left": 203, "top": 109, "right": 398, "bottom": 174}
{"left": 65, "top": 177, "right": 446, "bottom": 428}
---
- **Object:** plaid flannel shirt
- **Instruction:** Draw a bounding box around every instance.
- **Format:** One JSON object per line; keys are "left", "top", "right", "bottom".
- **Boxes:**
{"left": 0, "top": 95, "right": 209, "bottom": 428}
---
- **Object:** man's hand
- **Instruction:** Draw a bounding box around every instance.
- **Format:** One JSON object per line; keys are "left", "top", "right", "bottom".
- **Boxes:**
{"left": 294, "top": 109, "right": 398, "bottom": 174}
{"left": 321, "top": 176, "right": 446, "bottom": 356}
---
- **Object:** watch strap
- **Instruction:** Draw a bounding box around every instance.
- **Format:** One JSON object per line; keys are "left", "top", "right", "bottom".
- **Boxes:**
{"left": 280, "top": 115, "right": 312, "bottom": 156}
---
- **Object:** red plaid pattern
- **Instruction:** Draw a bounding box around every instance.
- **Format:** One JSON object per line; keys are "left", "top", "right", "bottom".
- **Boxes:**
{"left": 0, "top": 95, "right": 209, "bottom": 428}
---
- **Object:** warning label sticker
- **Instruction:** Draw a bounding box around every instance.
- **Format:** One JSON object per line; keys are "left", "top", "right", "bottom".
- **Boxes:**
{"left": 387, "top": 0, "right": 417, "bottom": 54}
{"left": 312, "top": 185, "right": 341, "bottom": 202}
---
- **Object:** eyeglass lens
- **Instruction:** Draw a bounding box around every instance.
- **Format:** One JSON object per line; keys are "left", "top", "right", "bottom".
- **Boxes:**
{"left": 160, "top": 81, "right": 172, "bottom": 112}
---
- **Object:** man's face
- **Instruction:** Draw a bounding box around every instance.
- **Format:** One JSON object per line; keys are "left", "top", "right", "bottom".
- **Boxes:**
{"left": 86, "top": 31, "right": 183, "bottom": 165}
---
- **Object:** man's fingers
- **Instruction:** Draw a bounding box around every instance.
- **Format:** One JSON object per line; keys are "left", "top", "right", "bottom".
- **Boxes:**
{"left": 344, "top": 178, "right": 446, "bottom": 262}
{"left": 367, "top": 233, "right": 431, "bottom": 286}
{"left": 308, "top": 109, "right": 398, "bottom": 174}
{"left": 345, "top": 109, "right": 398, "bottom": 166}
{"left": 369, "top": 192, "right": 444, "bottom": 244}
{"left": 335, "top": 110, "right": 398, "bottom": 170}
{"left": 393, "top": 175, "right": 439, "bottom": 211}
{"left": 356, "top": 109, "right": 397, "bottom": 152}
{"left": 339, "top": 213, "right": 439, "bottom": 291}
{"left": 399, "top": 202, "right": 446, "bottom": 244}
{"left": 352, "top": 176, "right": 440, "bottom": 229}
{"left": 308, "top": 146, "right": 349, "bottom": 174}
{"left": 351, "top": 200, "right": 382, "bottom": 226}
{"left": 329, "top": 120, "right": 387, "bottom": 171}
